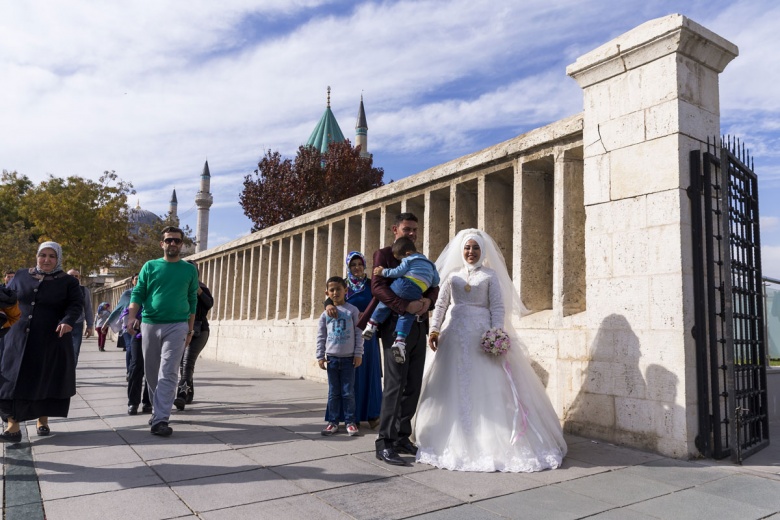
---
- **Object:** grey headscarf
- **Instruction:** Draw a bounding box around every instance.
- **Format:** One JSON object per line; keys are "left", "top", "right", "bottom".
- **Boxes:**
{"left": 36, "top": 241, "right": 64, "bottom": 275}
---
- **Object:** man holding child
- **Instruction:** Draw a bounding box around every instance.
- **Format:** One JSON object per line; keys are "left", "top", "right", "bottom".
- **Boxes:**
{"left": 359, "top": 213, "right": 439, "bottom": 466}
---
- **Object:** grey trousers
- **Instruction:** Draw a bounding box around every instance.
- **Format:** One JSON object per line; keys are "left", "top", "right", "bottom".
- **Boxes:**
{"left": 141, "top": 322, "right": 188, "bottom": 425}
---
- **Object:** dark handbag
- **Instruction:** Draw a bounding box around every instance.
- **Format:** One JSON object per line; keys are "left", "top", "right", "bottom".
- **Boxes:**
{"left": 192, "top": 321, "right": 202, "bottom": 337}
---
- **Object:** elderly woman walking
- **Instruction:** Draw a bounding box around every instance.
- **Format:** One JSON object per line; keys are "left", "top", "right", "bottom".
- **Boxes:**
{"left": 0, "top": 242, "right": 82, "bottom": 442}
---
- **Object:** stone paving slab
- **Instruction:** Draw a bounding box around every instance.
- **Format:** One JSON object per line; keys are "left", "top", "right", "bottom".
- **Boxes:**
{"left": 33, "top": 444, "right": 143, "bottom": 470}
{"left": 199, "top": 493, "right": 352, "bottom": 519}
{"left": 316, "top": 475, "right": 463, "bottom": 519}
{"left": 412, "top": 503, "right": 507, "bottom": 519}
{"left": 147, "top": 448, "right": 259, "bottom": 483}
{"left": 477, "top": 485, "right": 614, "bottom": 519}
{"left": 3, "top": 339, "right": 780, "bottom": 520}
{"left": 693, "top": 473, "right": 780, "bottom": 511}
{"left": 269, "top": 453, "right": 394, "bottom": 492}
{"left": 169, "top": 467, "right": 305, "bottom": 512}
{"left": 621, "top": 457, "right": 730, "bottom": 487}
{"left": 405, "top": 466, "right": 544, "bottom": 502}
{"left": 37, "top": 460, "right": 163, "bottom": 500}
{"left": 238, "top": 438, "right": 347, "bottom": 467}
{"left": 555, "top": 469, "right": 681, "bottom": 507}
{"left": 41, "top": 484, "right": 193, "bottom": 520}
{"left": 626, "top": 488, "right": 775, "bottom": 519}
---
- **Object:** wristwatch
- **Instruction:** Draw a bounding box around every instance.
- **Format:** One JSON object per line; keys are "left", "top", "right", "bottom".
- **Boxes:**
{"left": 187, "top": 330, "right": 195, "bottom": 336}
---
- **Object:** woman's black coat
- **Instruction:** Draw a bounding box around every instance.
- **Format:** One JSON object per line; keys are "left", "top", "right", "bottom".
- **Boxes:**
{"left": 0, "top": 268, "right": 82, "bottom": 400}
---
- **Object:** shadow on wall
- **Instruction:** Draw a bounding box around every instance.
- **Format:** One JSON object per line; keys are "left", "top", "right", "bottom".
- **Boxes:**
{"left": 563, "top": 314, "right": 682, "bottom": 454}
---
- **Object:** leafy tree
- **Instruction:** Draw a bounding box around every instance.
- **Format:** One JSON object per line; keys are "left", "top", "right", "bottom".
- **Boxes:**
{"left": 115, "top": 213, "right": 196, "bottom": 277}
{"left": 0, "top": 170, "right": 34, "bottom": 226}
{"left": 240, "top": 140, "right": 383, "bottom": 231}
{"left": 0, "top": 220, "right": 39, "bottom": 273}
{"left": 19, "top": 171, "right": 134, "bottom": 274}
{"left": 0, "top": 171, "right": 37, "bottom": 271}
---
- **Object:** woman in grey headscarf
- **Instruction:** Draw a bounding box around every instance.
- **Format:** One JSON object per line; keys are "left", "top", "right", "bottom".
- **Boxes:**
{"left": 0, "top": 241, "right": 82, "bottom": 442}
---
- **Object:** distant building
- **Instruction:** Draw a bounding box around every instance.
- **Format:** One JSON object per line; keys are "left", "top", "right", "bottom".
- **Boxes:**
{"left": 127, "top": 200, "right": 162, "bottom": 234}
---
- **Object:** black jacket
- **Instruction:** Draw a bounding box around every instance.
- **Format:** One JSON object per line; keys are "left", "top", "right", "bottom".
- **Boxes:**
{"left": 0, "top": 268, "right": 82, "bottom": 400}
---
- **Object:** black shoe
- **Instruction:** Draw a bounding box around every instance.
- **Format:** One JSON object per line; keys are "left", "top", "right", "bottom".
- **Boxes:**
{"left": 141, "top": 404, "right": 153, "bottom": 414}
{"left": 376, "top": 448, "right": 406, "bottom": 466}
{"left": 151, "top": 421, "right": 173, "bottom": 436}
{"left": 394, "top": 438, "right": 418, "bottom": 456}
{"left": 128, "top": 405, "right": 138, "bottom": 416}
{"left": 0, "top": 430, "right": 22, "bottom": 443}
{"left": 173, "top": 397, "right": 185, "bottom": 411}
{"left": 36, "top": 424, "right": 50, "bottom": 436}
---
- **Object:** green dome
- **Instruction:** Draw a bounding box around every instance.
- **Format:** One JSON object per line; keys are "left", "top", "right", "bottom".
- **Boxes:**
{"left": 306, "top": 106, "right": 345, "bottom": 154}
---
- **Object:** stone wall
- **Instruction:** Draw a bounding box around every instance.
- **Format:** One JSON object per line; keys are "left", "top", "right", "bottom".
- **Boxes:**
{"left": 95, "top": 15, "right": 740, "bottom": 458}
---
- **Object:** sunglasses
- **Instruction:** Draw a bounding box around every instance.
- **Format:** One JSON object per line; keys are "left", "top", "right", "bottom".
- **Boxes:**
{"left": 163, "top": 238, "right": 183, "bottom": 244}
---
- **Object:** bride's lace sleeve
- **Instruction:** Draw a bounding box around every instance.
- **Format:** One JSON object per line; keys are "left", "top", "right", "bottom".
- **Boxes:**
{"left": 488, "top": 269, "right": 505, "bottom": 329}
{"left": 430, "top": 274, "right": 452, "bottom": 333}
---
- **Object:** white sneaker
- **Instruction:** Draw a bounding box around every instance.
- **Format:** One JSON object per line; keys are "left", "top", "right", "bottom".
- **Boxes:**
{"left": 391, "top": 339, "right": 407, "bottom": 364}
{"left": 362, "top": 323, "right": 377, "bottom": 340}
{"left": 346, "top": 423, "right": 359, "bottom": 436}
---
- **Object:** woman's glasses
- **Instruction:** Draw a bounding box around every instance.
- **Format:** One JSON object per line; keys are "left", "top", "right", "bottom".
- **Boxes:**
{"left": 163, "top": 238, "right": 183, "bottom": 244}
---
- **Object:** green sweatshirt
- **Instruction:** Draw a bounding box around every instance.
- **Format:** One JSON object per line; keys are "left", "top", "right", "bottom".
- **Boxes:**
{"left": 130, "top": 259, "right": 198, "bottom": 324}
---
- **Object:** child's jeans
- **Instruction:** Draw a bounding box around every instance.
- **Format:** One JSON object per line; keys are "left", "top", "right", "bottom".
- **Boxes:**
{"left": 371, "top": 278, "right": 423, "bottom": 339}
{"left": 325, "top": 356, "right": 356, "bottom": 424}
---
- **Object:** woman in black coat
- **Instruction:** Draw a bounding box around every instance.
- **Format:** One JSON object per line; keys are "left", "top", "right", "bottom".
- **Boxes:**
{"left": 0, "top": 241, "right": 82, "bottom": 442}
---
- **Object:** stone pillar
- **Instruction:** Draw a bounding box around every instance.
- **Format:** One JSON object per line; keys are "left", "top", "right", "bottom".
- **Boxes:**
{"left": 566, "top": 14, "right": 738, "bottom": 457}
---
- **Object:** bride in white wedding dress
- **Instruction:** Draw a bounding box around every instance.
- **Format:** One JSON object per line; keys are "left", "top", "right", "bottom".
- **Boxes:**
{"left": 414, "top": 229, "right": 566, "bottom": 472}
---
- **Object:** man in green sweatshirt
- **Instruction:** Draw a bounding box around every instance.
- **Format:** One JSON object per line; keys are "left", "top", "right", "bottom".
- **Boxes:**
{"left": 126, "top": 226, "right": 198, "bottom": 436}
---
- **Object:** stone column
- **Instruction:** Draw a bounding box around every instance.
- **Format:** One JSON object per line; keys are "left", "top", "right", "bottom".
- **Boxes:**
{"left": 566, "top": 14, "right": 738, "bottom": 457}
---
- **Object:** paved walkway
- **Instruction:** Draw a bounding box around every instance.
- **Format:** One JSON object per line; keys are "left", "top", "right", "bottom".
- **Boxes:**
{"left": 2, "top": 337, "right": 780, "bottom": 519}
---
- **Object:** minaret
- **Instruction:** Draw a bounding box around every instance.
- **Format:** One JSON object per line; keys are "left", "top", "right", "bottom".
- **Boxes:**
{"left": 195, "top": 161, "right": 213, "bottom": 252}
{"left": 355, "top": 94, "right": 369, "bottom": 158}
{"left": 169, "top": 189, "right": 179, "bottom": 224}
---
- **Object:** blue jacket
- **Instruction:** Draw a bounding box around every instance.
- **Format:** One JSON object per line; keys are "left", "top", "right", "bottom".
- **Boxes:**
{"left": 382, "top": 253, "right": 440, "bottom": 291}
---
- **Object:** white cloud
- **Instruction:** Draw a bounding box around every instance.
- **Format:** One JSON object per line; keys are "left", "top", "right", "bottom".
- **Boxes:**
{"left": 2, "top": 1, "right": 778, "bottom": 246}
{"left": 762, "top": 216, "right": 780, "bottom": 231}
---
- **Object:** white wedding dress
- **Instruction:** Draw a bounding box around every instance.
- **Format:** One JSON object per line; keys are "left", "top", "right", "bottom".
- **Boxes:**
{"left": 414, "top": 266, "right": 567, "bottom": 472}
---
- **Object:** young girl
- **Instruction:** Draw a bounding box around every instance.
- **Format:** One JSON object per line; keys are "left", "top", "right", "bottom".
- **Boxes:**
{"left": 94, "top": 302, "right": 111, "bottom": 351}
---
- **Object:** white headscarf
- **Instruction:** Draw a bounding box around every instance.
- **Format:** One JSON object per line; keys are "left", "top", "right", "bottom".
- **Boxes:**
{"left": 435, "top": 228, "right": 529, "bottom": 324}
{"left": 36, "top": 241, "right": 64, "bottom": 274}
{"left": 460, "top": 230, "right": 486, "bottom": 269}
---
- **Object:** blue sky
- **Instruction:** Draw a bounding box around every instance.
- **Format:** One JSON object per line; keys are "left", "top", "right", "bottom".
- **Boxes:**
{"left": 2, "top": 1, "right": 779, "bottom": 277}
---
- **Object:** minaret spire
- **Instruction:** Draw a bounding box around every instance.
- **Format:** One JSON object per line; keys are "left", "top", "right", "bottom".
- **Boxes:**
{"left": 355, "top": 93, "right": 369, "bottom": 158}
{"left": 169, "top": 188, "right": 179, "bottom": 224}
{"left": 195, "top": 160, "right": 213, "bottom": 252}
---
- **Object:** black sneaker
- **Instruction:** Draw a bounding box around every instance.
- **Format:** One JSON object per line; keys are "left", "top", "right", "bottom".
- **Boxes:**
{"left": 173, "top": 397, "right": 186, "bottom": 411}
{"left": 151, "top": 421, "right": 173, "bottom": 436}
{"left": 141, "top": 404, "right": 153, "bottom": 414}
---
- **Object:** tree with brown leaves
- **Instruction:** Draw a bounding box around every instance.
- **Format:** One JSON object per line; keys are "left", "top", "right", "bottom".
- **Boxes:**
{"left": 240, "top": 140, "right": 383, "bottom": 231}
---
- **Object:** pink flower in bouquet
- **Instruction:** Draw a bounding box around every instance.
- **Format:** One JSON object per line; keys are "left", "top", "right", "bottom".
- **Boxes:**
{"left": 481, "top": 327, "right": 510, "bottom": 356}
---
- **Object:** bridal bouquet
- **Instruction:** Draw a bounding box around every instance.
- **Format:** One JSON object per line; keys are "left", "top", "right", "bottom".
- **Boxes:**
{"left": 481, "top": 328, "right": 510, "bottom": 356}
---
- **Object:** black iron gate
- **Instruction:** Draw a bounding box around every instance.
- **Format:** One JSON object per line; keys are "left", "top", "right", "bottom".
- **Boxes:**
{"left": 689, "top": 137, "right": 769, "bottom": 462}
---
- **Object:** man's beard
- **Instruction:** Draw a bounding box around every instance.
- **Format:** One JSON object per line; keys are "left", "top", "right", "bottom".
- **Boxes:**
{"left": 164, "top": 247, "right": 180, "bottom": 259}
